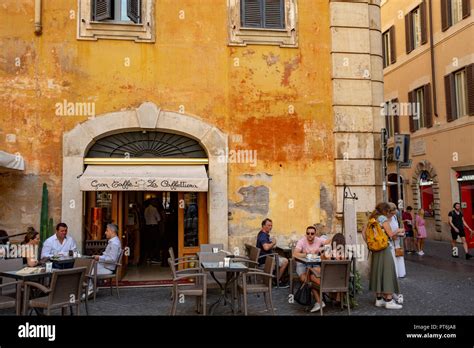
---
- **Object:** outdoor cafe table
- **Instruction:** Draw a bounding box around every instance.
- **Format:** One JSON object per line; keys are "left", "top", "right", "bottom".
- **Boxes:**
{"left": 200, "top": 261, "right": 248, "bottom": 315}
{"left": 43, "top": 255, "right": 94, "bottom": 269}
{"left": 0, "top": 268, "right": 53, "bottom": 315}
{"left": 293, "top": 256, "right": 322, "bottom": 292}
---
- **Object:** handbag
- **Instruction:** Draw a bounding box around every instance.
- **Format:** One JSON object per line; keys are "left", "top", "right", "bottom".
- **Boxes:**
{"left": 294, "top": 281, "right": 313, "bottom": 306}
{"left": 395, "top": 247, "right": 404, "bottom": 257}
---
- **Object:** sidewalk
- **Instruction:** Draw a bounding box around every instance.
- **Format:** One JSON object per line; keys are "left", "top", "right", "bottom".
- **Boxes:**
{"left": 1, "top": 239, "right": 472, "bottom": 316}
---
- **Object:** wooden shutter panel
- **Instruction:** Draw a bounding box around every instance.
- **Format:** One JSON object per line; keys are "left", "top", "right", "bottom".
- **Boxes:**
{"left": 445, "top": 74, "right": 455, "bottom": 122}
{"left": 424, "top": 84, "right": 433, "bottom": 128}
{"left": 405, "top": 13, "right": 412, "bottom": 54}
{"left": 441, "top": 0, "right": 451, "bottom": 31}
{"left": 420, "top": 1, "right": 428, "bottom": 45}
{"left": 127, "top": 0, "right": 141, "bottom": 23}
{"left": 389, "top": 26, "right": 397, "bottom": 64}
{"left": 264, "top": 0, "right": 284, "bottom": 29}
{"left": 242, "top": 0, "right": 263, "bottom": 28}
{"left": 393, "top": 98, "right": 400, "bottom": 134}
{"left": 462, "top": 0, "right": 471, "bottom": 19}
{"left": 93, "top": 0, "right": 113, "bottom": 21}
{"left": 466, "top": 64, "right": 474, "bottom": 116}
{"left": 409, "top": 91, "right": 416, "bottom": 132}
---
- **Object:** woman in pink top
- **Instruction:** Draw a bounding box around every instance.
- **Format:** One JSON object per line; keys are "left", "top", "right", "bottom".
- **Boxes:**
{"left": 415, "top": 209, "right": 427, "bottom": 255}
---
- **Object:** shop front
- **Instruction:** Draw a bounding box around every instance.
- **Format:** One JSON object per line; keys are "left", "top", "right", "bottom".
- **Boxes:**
{"left": 61, "top": 102, "right": 228, "bottom": 280}
{"left": 457, "top": 170, "right": 474, "bottom": 248}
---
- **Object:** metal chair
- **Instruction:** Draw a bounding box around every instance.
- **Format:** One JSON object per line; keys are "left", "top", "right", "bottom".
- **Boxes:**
{"left": 316, "top": 260, "right": 351, "bottom": 316}
{"left": 23, "top": 267, "right": 86, "bottom": 316}
{"left": 237, "top": 255, "right": 275, "bottom": 315}
{"left": 93, "top": 249, "right": 124, "bottom": 302}
{"left": 168, "top": 258, "right": 207, "bottom": 315}
{"left": 73, "top": 258, "right": 95, "bottom": 315}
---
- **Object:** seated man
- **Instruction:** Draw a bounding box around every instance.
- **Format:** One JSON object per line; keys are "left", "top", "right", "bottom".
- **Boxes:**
{"left": 256, "top": 218, "right": 289, "bottom": 287}
{"left": 94, "top": 224, "right": 122, "bottom": 275}
{"left": 41, "top": 223, "right": 77, "bottom": 258}
{"left": 293, "top": 226, "right": 333, "bottom": 312}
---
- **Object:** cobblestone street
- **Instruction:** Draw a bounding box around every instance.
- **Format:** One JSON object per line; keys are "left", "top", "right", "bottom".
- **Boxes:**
{"left": 3, "top": 239, "right": 471, "bottom": 317}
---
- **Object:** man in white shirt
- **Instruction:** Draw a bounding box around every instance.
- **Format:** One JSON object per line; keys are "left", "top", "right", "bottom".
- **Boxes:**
{"left": 41, "top": 223, "right": 77, "bottom": 259}
{"left": 94, "top": 224, "right": 122, "bottom": 275}
{"left": 143, "top": 200, "right": 161, "bottom": 262}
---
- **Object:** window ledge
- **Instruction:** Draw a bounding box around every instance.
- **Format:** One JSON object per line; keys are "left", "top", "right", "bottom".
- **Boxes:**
{"left": 78, "top": 0, "right": 155, "bottom": 43}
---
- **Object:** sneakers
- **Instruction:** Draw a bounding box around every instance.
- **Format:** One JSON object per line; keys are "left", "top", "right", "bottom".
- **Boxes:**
{"left": 466, "top": 253, "right": 472, "bottom": 260}
{"left": 310, "top": 301, "right": 326, "bottom": 313}
{"left": 375, "top": 298, "right": 385, "bottom": 307}
{"left": 396, "top": 294, "right": 404, "bottom": 304}
{"left": 417, "top": 251, "right": 424, "bottom": 256}
{"left": 384, "top": 299, "right": 403, "bottom": 309}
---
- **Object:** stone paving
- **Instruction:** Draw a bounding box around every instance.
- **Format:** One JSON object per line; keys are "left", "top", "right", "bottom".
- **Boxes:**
{"left": 1, "top": 239, "right": 473, "bottom": 316}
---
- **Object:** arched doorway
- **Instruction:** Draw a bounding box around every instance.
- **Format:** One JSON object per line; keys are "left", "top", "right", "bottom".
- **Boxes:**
{"left": 61, "top": 102, "right": 228, "bottom": 269}
{"left": 387, "top": 173, "right": 404, "bottom": 206}
{"left": 411, "top": 160, "right": 441, "bottom": 233}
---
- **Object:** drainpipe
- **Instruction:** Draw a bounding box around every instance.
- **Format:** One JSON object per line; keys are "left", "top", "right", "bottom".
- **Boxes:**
{"left": 428, "top": 0, "right": 438, "bottom": 118}
{"left": 34, "top": 0, "right": 42, "bottom": 35}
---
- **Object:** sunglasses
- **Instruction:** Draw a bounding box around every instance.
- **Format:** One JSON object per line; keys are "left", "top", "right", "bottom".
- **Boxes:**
{"left": 306, "top": 232, "right": 315, "bottom": 236}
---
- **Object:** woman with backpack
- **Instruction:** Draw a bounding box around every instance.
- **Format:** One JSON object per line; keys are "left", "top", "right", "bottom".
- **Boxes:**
{"left": 362, "top": 202, "right": 402, "bottom": 309}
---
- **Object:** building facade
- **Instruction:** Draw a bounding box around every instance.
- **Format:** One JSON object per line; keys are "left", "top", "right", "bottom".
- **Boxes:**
{"left": 382, "top": 0, "right": 474, "bottom": 245}
{"left": 0, "top": 0, "right": 384, "bottom": 273}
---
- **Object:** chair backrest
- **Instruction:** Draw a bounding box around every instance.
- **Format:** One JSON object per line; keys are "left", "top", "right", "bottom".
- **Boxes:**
{"left": 198, "top": 252, "right": 226, "bottom": 263}
{"left": 168, "top": 258, "right": 177, "bottom": 279}
{"left": 319, "top": 260, "right": 351, "bottom": 292}
{"left": 262, "top": 255, "right": 275, "bottom": 275}
{"left": 248, "top": 246, "right": 261, "bottom": 263}
{"left": 49, "top": 267, "right": 86, "bottom": 306}
{"left": 111, "top": 249, "right": 125, "bottom": 275}
{"left": 199, "top": 244, "right": 224, "bottom": 253}
{"left": 0, "top": 258, "right": 24, "bottom": 295}
{"left": 73, "top": 258, "right": 94, "bottom": 277}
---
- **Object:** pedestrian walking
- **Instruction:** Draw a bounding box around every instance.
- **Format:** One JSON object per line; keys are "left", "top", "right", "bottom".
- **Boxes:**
{"left": 448, "top": 202, "right": 473, "bottom": 259}
{"left": 415, "top": 209, "right": 427, "bottom": 256}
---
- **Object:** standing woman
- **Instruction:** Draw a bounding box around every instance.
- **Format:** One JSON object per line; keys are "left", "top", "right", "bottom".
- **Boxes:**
{"left": 388, "top": 203, "right": 406, "bottom": 278}
{"left": 21, "top": 230, "right": 40, "bottom": 266}
{"left": 415, "top": 209, "right": 427, "bottom": 255}
{"left": 362, "top": 202, "right": 402, "bottom": 310}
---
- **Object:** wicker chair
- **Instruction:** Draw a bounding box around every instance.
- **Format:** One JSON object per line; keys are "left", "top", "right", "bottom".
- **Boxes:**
{"left": 168, "top": 258, "right": 207, "bottom": 315}
{"left": 73, "top": 257, "right": 95, "bottom": 315}
{"left": 237, "top": 255, "right": 275, "bottom": 315}
{"left": 0, "top": 280, "right": 21, "bottom": 315}
{"left": 23, "top": 267, "right": 86, "bottom": 316}
{"left": 93, "top": 249, "right": 124, "bottom": 302}
{"left": 315, "top": 260, "right": 351, "bottom": 316}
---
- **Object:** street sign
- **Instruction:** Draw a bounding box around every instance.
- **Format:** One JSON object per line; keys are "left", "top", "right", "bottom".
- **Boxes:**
{"left": 394, "top": 135, "right": 404, "bottom": 162}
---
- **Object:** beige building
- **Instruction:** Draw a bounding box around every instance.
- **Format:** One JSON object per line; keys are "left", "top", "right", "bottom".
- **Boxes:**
{"left": 382, "top": 0, "right": 474, "bottom": 245}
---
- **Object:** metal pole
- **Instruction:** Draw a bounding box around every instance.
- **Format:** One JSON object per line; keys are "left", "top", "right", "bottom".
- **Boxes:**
{"left": 397, "top": 161, "right": 401, "bottom": 208}
{"left": 381, "top": 129, "right": 387, "bottom": 202}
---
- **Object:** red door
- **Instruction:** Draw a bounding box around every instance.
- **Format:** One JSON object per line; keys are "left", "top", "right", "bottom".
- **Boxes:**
{"left": 460, "top": 183, "right": 474, "bottom": 248}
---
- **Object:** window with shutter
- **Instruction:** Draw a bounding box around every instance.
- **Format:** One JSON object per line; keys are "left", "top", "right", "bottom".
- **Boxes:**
{"left": 424, "top": 84, "right": 433, "bottom": 128}
{"left": 454, "top": 69, "right": 468, "bottom": 118}
{"left": 229, "top": 0, "right": 297, "bottom": 47}
{"left": 441, "top": 0, "right": 451, "bottom": 31}
{"left": 405, "top": 13, "right": 412, "bottom": 54}
{"left": 409, "top": 91, "right": 416, "bottom": 132}
{"left": 420, "top": 1, "right": 427, "bottom": 45}
{"left": 393, "top": 98, "right": 400, "bottom": 134}
{"left": 389, "top": 26, "right": 396, "bottom": 65}
{"left": 127, "top": 0, "right": 141, "bottom": 24}
{"left": 241, "top": 0, "right": 284, "bottom": 29}
{"left": 462, "top": 0, "right": 471, "bottom": 19}
{"left": 79, "top": 0, "right": 153, "bottom": 42}
{"left": 93, "top": 0, "right": 113, "bottom": 21}
{"left": 466, "top": 64, "right": 474, "bottom": 116}
{"left": 445, "top": 74, "right": 455, "bottom": 122}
